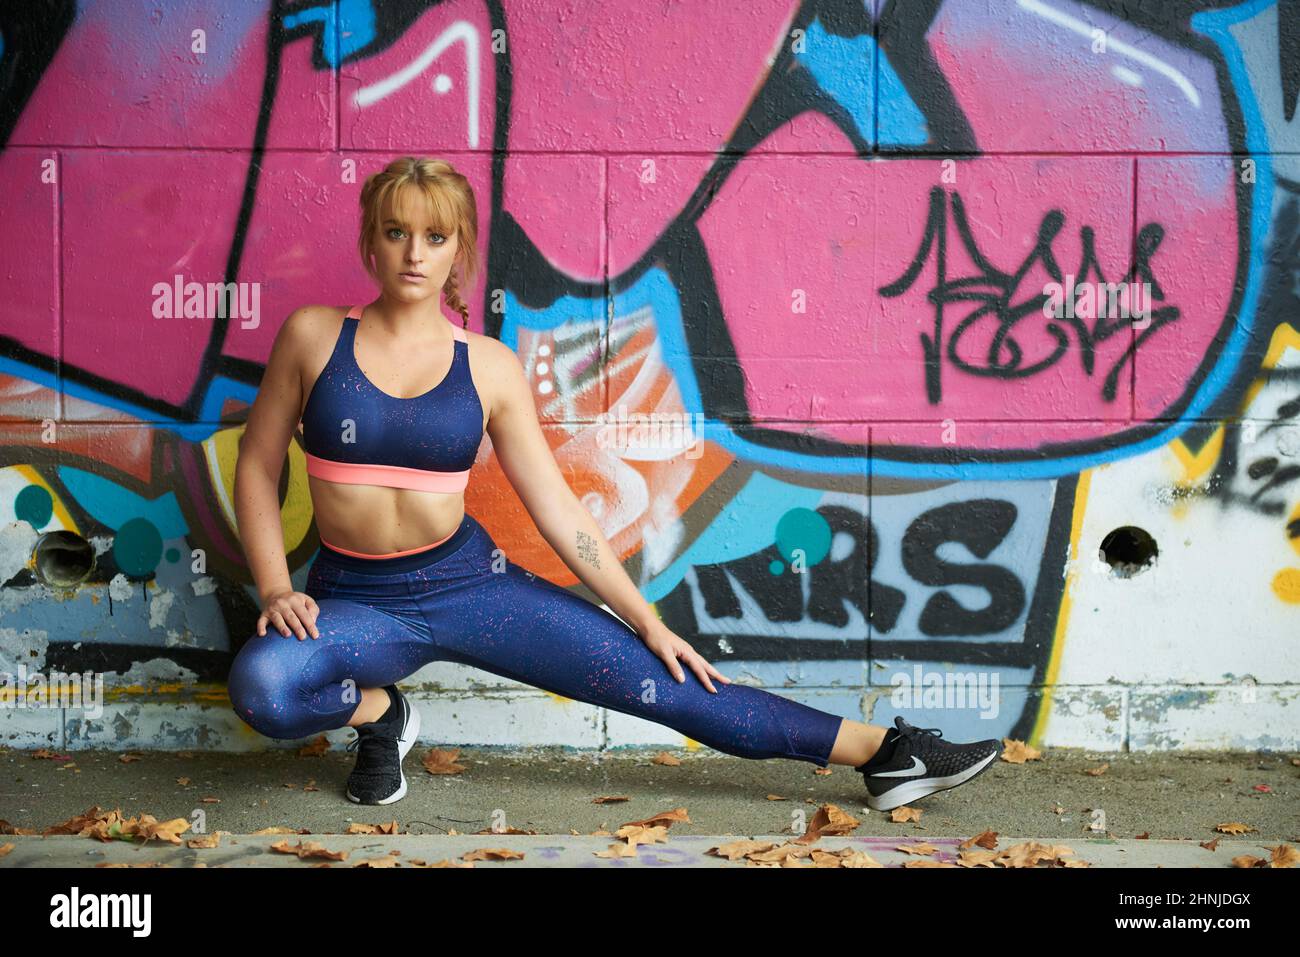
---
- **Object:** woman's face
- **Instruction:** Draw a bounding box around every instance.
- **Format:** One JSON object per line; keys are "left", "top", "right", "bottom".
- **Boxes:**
{"left": 373, "top": 200, "right": 460, "bottom": 303}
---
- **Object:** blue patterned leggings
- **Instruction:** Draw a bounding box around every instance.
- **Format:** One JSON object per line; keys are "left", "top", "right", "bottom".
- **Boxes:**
{"left": 227, "top": 513, "right": 844, "bottom": 765}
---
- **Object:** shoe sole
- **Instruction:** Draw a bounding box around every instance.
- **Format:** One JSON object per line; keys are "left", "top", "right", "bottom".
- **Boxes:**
{"left": 865, "top": 746, "right": 1000, "bottom": 812}
{"left": 346, "top": 696, "right": 421, "bottom": 806}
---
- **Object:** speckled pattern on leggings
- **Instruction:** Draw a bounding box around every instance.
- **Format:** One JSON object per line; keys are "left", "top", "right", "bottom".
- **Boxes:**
{"left": 228, "top": 513, "right": 845, "bottom": 766}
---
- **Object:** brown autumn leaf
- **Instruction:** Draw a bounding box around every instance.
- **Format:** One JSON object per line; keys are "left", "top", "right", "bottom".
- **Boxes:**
{"left": 31, "top": 749, "right": 72, "bottom": 760}
{"left": 304, "top": 780, "right": 319, "bottom": 792}
{"left": 795, "top": 804, "right": 860, "bottom": 844}
{"left": 622, "top": 808, "right": 691, "bottom": 829}
{"left": 1000, "top": 739, "right": 1042, "bottom": 763}
{"left": 475, "top": 825, "right": 537, "bottom": 835}
{"left": 1135, "top": 832, "right": 1150, "bottom": 840}
{"left": 1214, "top": 822, "right": 1257, "bottom": 835}
{"left": 462, "top": 847, "right": 525, "bottom": 862}
{"left": 1200, "top": 837, "right": 1221, "bottom": 851}
{"left": 186, "top": 832, "right": 223, "bottom": 849}
{"left": 905, "top": 859, "right": 959, "bottom": 868}
{"left": 0, "top": 843, "right": 13, "bottom": 858}
{"left": 407, "top": 858, "right": 474, "bottom": 868}
{"left": 252, "top": 825, "right": 311, "bottom": 835}
{"left": 346, "top": 821, "right": 401, "bottom": 835}
{"left": 176, "top": 777, "right": 190, "bottom": 786}
{"left": 814, "top": 767, "right": 832, "bottom": 775}
{"left": 421, "top": 748, "right": 468, "bottom": 775}
{"left": 1268, "top": 843, "right": 1298, "bottom": 867}
{"left": 708, "top": 839, "right": 776, "bottom": 861}
{"left": 896, "top": 842, "right": 940, "bottom": 856}
{"left": 957, "top": 848, "right": 1000, "bottom": 867}
{"left": 200, "top": 797, "right": 220, "bottom": 804}
{"left": 1051, "top": 803, "right": 1066, "bottom": 814}
{"left": 591, "top": 795, "right": 630, "bottom": 804}
{"left": 270, "top": 840, "right": 347, "bottom": 860}
{"left": 615, "top": 824, "right": 669, "bottom": 846}
{"left": 45, "top": 805, "right": 116, "bottom": 836}
{"left": 890, "top": 806, "right": 922, "bottom": 823}
{"left": 651, "top": 752, "right": 681, "bottom": 766}
{"left": 748, "top": 842, "right": 815, "bottom": 864}
{"left": 1085, "top": 763, "right": 1110, "bottom": 776}
{"left": 595, "top": 841, "right": 641, "bottom": 859}
{"left": 959, "top": 830, "right": 999, "bottom": 850}
{"left": 1232, "top": 854, "right": 1267, "bottom": 868}
{"left": 996, "top": 841, "right": 1080, "bottom": 867}
{"left": 132, "top": 815, "right": 192, "bottom": 845}
{"left": 766, "top": 794, "right": 787, "bottom": 801}
{"left": 297, "top": 735, "right": 330, "bottom": 757}
{"left": 354, "top": 857, "right": 400, "bottom": 867}
{"left": 118, "top": 753, "right": 143, "bottom": 764}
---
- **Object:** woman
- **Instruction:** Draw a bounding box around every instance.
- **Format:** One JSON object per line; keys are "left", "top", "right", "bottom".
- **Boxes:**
{"left": 229, "top": 156, "right": 1003, "bottom": 808}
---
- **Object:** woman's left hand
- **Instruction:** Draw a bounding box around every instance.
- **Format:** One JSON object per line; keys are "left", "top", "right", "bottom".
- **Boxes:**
{"left": 637, "top": 621, "right": 732, "bottom": 694}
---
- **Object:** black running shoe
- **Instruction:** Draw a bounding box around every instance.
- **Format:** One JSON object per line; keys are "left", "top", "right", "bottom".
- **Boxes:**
{"left": 856, "top": 716, "right": 1002, "bottom": 811}
{"left": 345, "top": 685, "right": 421, "bottom": 805}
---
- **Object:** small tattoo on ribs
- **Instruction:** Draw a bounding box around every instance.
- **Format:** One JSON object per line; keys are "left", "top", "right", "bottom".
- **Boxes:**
{"left": 576, "top": 530, "right": 601, "bottom": 568}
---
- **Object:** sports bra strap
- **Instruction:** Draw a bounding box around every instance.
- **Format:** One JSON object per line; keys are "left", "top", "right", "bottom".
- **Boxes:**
{"left": 348, "top": 304, "right": 467, "bottom": 341}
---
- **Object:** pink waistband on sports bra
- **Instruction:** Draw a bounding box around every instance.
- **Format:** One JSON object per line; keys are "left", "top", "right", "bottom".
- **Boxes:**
{"left": 319, "top": 525, "right": 457, "bottom": 559}
{"left": 304, "top": 452, "right": 470, "bottom": 493}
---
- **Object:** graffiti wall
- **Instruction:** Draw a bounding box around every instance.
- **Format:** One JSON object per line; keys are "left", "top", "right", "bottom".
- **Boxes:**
{"left": 0, "top": 0, "right": 1296, "bottom": 752}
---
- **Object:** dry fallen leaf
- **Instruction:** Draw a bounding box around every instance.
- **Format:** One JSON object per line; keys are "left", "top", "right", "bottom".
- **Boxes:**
{"left": 422, "top": 748, "right": 468, "bottom": 775}
{"left": 462, "top": 847, "right": 525, "bottom": 862}
{"left": 251, "top": 825, "right": 310, "bottom": 835}
{"left": 1214, "top": 822, "right": 1257, "bottom": 835}
{"left": 622, "top": 808, "right": 691, "bottom": 829}
{"left": 346, "top": 821, "right": 401, "bottom": 835}
{"left": 895, "top": 842, "right": 940, "bottom": 856}
{"left": 297, "top": 735, "right": 330, "bottom": 757}
{"left": 595, "top": 842, "right": 641, "bottom": 859}
{"left": 795, "top": 804, "right": 860, "bottom": 844}
{"left": 591, "top": 795, "right": 630, "bottom": 804}
{"left": 118, "top": 753, "right": 143, "bottom": 764}
{"left": 814, "top": 767, "right": 832, "bottom": 775}
{"left": 0, "top": 843, "right": 14, "bottom": 858}
{"left": 186, "top": 832, "right": 223, "bottom": 849}
{"left": 176, "top": 777, "right": 190, "bottom": 786}
{"left": 765, "top": 794, "right": 787, "bottom": 801}
{"left": 651, "top": 752, "right": 681, "bottom": 766}
{"left": 270, "top": 839, "right": 347, "bottom": 861}
{"left": 890, "top": 806, "right": 922, "bottom": 824}
{"left": 1200, "top": 837, "right": 1221, "bottom": 851}
{"left": 959, "top": 830, "right": 999, "bottom": 850}
{"left": 1085, "top": 763, "right": 1109, "bottom": 776}
{"left": 474, "top": 825, "right": 537, "bottom": 835}
{"left": 1001, "top": 739, "right": 1042, "bottom": 763}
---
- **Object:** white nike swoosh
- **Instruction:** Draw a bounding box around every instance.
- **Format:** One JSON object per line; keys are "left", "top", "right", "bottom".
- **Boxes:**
{"left": 871, "top": 755, "right": 927, "bottom": 778}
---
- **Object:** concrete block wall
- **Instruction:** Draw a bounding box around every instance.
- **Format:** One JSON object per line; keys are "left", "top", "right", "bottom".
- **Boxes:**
{"left": 1, "top": 0, "right": 1297, "bottom": 753}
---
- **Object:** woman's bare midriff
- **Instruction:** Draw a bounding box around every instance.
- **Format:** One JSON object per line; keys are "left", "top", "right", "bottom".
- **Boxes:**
{"left": 306, "top": 477, "right": 464, "bottom": 553}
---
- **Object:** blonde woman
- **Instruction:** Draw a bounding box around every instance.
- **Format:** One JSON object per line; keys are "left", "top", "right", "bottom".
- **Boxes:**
{"left": 229, "top": 156, "right": 1002, "bottom": 806}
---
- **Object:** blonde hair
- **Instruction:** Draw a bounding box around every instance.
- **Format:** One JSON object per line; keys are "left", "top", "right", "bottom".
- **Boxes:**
{"left": 358, "top": 157, "right": 480, "bottom": 328}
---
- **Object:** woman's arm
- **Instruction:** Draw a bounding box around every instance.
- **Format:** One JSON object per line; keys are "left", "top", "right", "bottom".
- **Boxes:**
{"left": 482, "top": 338, "right": 729, "bottom": 691}
{"left": 233, "top": 307, "right": 319, "bottom": 637}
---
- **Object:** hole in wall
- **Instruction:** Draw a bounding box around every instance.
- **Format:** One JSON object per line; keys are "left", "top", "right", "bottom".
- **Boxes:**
{"left": 32, "top": 530, "right": 96, "bottom": 587}
{"left": 1099, "top": 526, "right": 1158, "bottom": 578}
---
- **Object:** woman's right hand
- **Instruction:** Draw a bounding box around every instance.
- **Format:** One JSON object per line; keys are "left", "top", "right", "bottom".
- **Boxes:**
{"left": 258, "top": 590, "right": 320, "bottom": 640}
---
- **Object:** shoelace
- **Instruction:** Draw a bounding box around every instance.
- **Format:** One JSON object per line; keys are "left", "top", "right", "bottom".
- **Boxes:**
{"left": 903, "top": 725, "right": 945, "bottom": 741}
{"left": 346, "top": 725, "right": 398, "bottom": 766}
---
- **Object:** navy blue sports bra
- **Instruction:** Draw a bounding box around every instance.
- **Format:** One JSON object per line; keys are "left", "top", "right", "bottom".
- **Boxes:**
{"left": 299, "top": 304, "right": 484, "bottom": 493}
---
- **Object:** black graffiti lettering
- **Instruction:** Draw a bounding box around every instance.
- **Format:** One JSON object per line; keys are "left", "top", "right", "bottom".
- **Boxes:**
{"left": 878, "top": 186, "right": 1179, "bottom": 403}
{"left": 809, "top": 506, "right": 905, "bottom": 632}
{"left": 900, "top": 499, "right": 1025, "bottom": 636}
{"left": 1206, "top": 380, "right": 1300, "bottom": 517}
